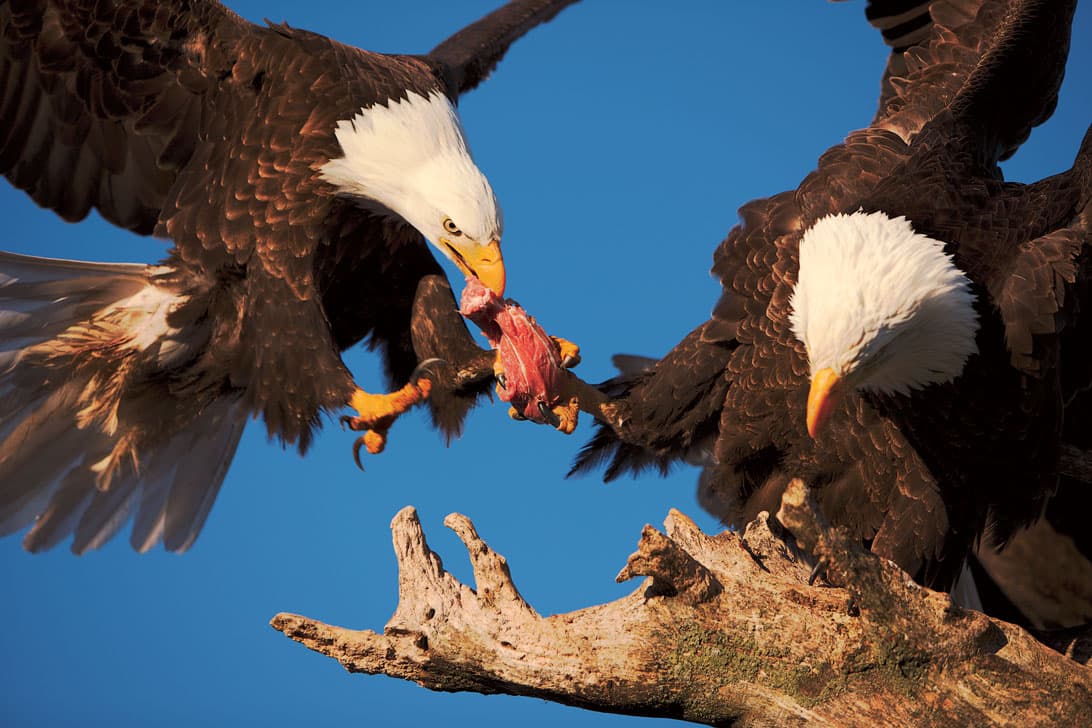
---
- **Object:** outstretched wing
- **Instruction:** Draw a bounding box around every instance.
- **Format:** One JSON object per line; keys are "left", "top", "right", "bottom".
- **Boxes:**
{"left": 853, "top": 0, "right": 998, "bottom": 131}
{"left": 858, "top": 0, "right": 1074, "bottom": 163}
{"left": 427, "top": 0, "right": 580, "bottom": 96}
{"left": 0, "top": 0, "right": 252, "bottom": 233}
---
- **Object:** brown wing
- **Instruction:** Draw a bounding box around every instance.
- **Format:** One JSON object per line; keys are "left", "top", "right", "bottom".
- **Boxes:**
{"left": 0, "top": 0, "right": 254, "bottom": 233}
{"left": 939, "top": 0, "right": 1075, "bottom": 163}
{"left": 991, "top": 124, "right": 1092, "bottom": 368}
{"left": 856, "top": 0, "right": 1003, "bottom": 136}
{"left": 568, "top": 318, "right": 736, "bottom": 482}
{"left": 427, "top": 0, "right": 580, "bottom": 97}
{"left": 846, "top": 0, "right": 1073, "bottom": 168}
{"left": 867, "top": 0, "right": 1075, "bottom": 169}
{"left": 975, "top": 127, "right": 1092, "bottom": 626}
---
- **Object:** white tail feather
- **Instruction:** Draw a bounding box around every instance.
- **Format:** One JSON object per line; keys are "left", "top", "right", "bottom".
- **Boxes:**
{"left": 0, "top": 252, "right": 246, "bottom": 553}
{"left": 23, "top": 467, "right": 97, "bottom": 552}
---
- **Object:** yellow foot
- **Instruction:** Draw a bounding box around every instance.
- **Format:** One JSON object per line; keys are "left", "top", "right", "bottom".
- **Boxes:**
{"left": 552, "top": 337, "right": 581, "bottom": 369}
{"left": 507, "top": 396, "right": 578, "bottom": 434}
{"left": 341, "top": 378, "right": 432, "bottom": 469}
{"left": 552, "top": 396, "right": 579, "bottom": 434}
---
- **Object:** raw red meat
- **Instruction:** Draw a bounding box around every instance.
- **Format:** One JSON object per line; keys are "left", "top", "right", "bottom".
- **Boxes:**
{"left": 459, "top": 275, "right": 565, "bottom": 425}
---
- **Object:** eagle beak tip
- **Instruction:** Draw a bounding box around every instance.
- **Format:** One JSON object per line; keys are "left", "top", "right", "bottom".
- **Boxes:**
{"left": 453, "top": 239, "right": 505, "bottom": 297}
{"left": 806, "top": 367, "right": 842, "bottom": 439}
{"left": 483, "top": 240, "right": 505, "bottom": 297}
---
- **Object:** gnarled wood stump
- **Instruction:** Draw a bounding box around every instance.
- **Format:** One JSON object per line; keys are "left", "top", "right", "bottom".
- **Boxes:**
{"left": 272, "top": 480, "right": 1091, "bottom": 726}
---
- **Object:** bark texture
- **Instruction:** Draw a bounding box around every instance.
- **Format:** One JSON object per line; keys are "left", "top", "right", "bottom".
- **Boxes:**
{"left": 271, "top": 480, "right": 1091, "bottom": 726}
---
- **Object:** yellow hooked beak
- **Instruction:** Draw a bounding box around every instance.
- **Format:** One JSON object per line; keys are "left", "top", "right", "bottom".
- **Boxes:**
{"left": 445, "top": 238, "right": 505, "bottom": 296}
{"left": 806, "top": 367, "right": 842, "bottom": 439}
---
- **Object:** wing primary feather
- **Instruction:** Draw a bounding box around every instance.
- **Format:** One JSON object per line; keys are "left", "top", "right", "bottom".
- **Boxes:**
{"left": 162, "top": 400, "right": 247, "bottom": 553}
{"left": 71, "top": 472, "right": 141, "bottom": 555}
{"left": 427, "top": 0, "right": 580, "bottom": 95}
{"left": 21, "top": 470, "right": 95, "bottom": 553}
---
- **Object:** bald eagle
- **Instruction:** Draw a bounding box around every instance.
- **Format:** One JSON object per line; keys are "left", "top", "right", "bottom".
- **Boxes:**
{"left": 0, "top": 0, "right": 579, "bottom": 553}
{"left": 572, "top": 0, "right": 1092, "bottom": 599}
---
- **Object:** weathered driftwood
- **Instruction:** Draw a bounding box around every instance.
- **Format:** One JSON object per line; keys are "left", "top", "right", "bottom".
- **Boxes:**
{"left": 271, "top": 480, "right": 1091, "bottom": 726}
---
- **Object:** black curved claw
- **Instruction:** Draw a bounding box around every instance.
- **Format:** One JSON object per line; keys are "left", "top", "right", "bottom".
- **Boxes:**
{"left": 496, "top": 372, "right": 507, "bottom": 390}
{"left": 339, "top": 415, "right": 354, "bottom": 431}
{"left": 561, "top": 353, "right": 581, "bottom": 369}
{"left": 538, "top": 401, "right": 561, "bottom": 428}
{"left": 808, "top": 559, "right": 827, "bottom": 586}
{"left": 352, "top": 436, "right": 366, "bottom": 471}
{"left": 511, "top": 409, "right": 527, "bottom": 421}
{"left": 411, "top": 357, "right": 446, "bottom": 384}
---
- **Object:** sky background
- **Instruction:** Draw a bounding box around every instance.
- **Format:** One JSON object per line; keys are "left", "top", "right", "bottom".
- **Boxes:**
{"left": 2, "top": 1, "right": 1090, "bottom": 726}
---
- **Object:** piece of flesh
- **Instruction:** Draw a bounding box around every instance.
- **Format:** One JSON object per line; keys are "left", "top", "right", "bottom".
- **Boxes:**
{"left": 459, "top": 276, "right": 575, "bottom": 430}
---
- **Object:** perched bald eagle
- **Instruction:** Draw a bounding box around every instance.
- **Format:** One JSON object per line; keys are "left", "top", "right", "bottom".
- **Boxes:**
{"left": 0, "top": 0, "right": 579, "bottom": 553}
{"left": 573, "top": 0, "right": 1092, "bottom": 599}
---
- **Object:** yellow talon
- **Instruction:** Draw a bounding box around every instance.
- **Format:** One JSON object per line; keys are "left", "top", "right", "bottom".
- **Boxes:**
{"left": 343, "top": 378, "right": 432, "bottom": 469}
{"left": 552, "top": 337, "right": 581, "bottom": 368}
{"left": 494, "top": 351, "right": 508, "bottom": 396}
{"left": 349, "top": 379, "right": 431, "bottom": 421}
{"left": 552, "top": 396, "right": 579, "bottom": 434}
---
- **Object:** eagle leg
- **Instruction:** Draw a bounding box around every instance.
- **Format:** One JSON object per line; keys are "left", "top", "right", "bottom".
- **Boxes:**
{"left": 550, "top": 396, "right": 580, "bottom": 434}
{"left": 341, "top": 375, "right": 434, "bottom": 469}
{"left": 547, "top": 338, "right": 580, "bottom": 433}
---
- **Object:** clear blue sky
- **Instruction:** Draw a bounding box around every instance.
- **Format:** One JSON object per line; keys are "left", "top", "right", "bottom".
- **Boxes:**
{"left": 2, "top": 2, "right": 1090, "bottom": 725}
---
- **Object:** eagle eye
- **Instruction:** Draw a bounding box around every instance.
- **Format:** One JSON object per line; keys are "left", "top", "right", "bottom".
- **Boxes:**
{"left": 442, "top": 217, "right": 462, "bottom": 236}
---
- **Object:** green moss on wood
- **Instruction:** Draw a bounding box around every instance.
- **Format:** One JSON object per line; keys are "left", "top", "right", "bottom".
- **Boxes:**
{"left": 656, "top": 623, "right": 851, "bottom": 711}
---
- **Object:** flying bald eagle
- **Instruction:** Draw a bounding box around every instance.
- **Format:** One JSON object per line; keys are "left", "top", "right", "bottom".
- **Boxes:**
{"left": 572, "top": 0, "right": 1092, "bottom": 598}
{"left": 0, "top": 0, "right": 579, "bottom": 554}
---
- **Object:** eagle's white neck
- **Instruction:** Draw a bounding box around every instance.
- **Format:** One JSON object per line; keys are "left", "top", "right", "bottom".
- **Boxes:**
{"left": 319, "top": 89, "right": 502, "bottom": 244}
{"left": 788, "top": 211, "right": 979, "bottom": 396}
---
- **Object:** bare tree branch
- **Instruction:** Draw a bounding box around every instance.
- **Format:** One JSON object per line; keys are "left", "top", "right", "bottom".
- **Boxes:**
{"left": 272, "top": 480, "right": 1092, "bottom": 727}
